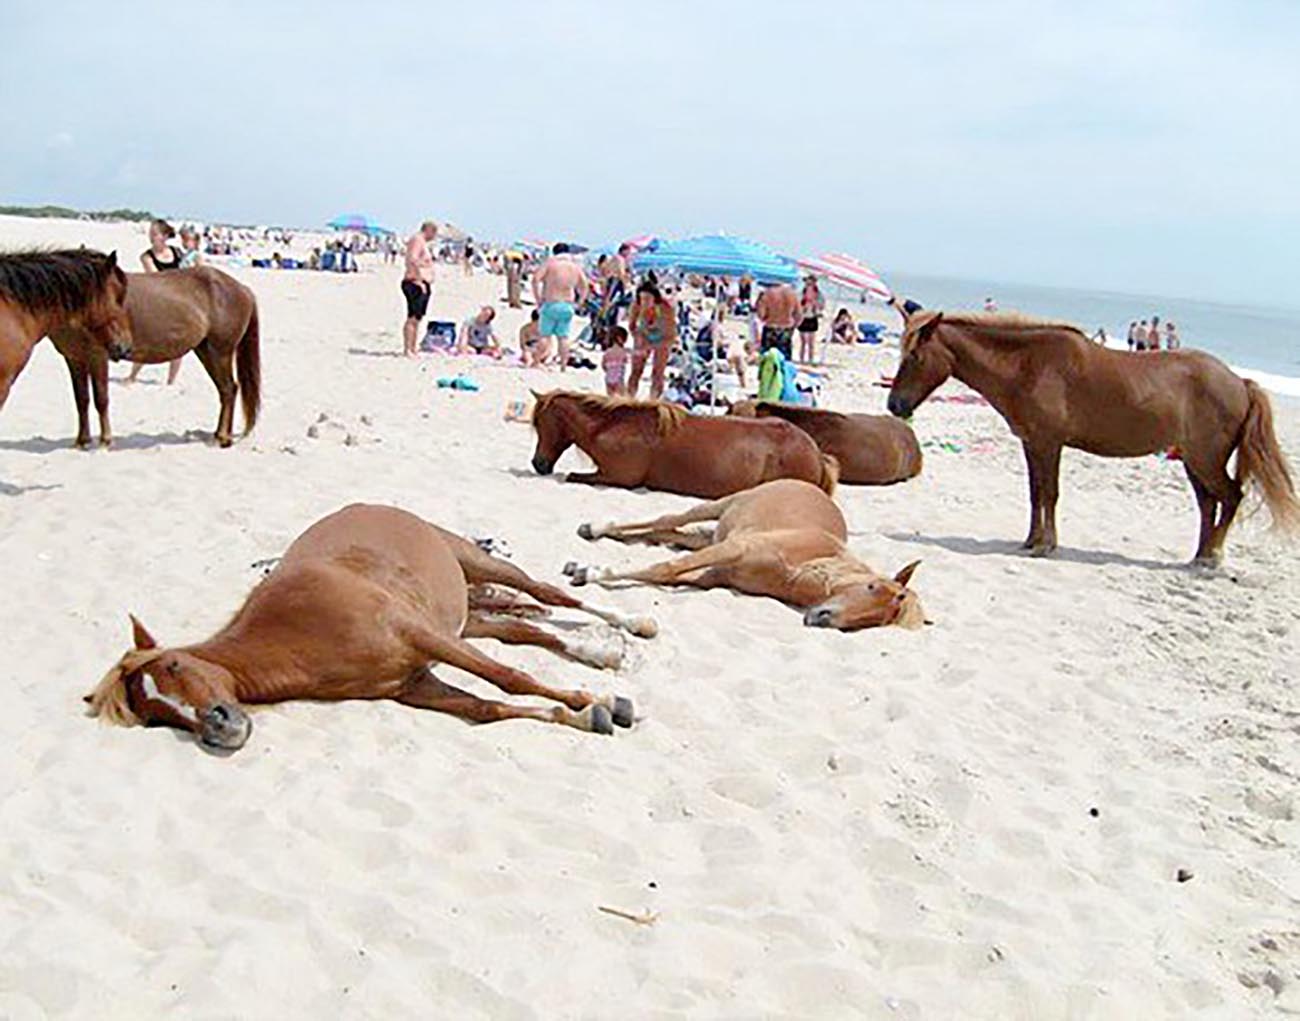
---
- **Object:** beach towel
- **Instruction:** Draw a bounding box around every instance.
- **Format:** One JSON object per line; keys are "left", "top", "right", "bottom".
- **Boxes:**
{"left": 758, "top": 349, "right": 785, "bottom": 401}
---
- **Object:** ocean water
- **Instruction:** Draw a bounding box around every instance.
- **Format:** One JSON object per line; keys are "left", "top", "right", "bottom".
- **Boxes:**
{"left": 858, "top": 272, "right": 1300, "bottom": 395}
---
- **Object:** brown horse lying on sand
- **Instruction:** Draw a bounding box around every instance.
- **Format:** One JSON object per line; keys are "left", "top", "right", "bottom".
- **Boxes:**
{"left": 50, "top": 266, "right": 260, "bottom": 448}
{"left": 87, "top": 504, "right": 655, "bottom": 751}
{"left": 566, "top": 479, "right": 924, "bottom": 631}
{"left": 729, "top": 399, "right": 922, "bottom": 485}
{"left": 0, "top": 249, "right": 131, "bottom": 414}
{"left": 887, "top": 308, "right": 1300, "bottom": 564}
{"left": 531, "top": 391, "right": 839, "bottom": 498}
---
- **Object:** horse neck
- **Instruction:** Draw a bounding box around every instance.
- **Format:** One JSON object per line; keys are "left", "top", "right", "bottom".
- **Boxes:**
{"left": 185, "top": 628, "right": 307, "bottom": 702}
{"left": 943, "top": 325, "right": 1026, "bottom": 406}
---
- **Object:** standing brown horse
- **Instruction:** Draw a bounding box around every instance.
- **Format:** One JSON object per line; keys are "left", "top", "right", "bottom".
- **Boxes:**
{"left": 886, "top": 308, "right": 1299, "bottom": 563}
{"left": 729, "top": 399, "right": 922, "bottom": 485}
{"left": 531, "top": 391, "right": 839, "bottom": 498}
{"left": 0, "top": 249, "right": 131, "bottom": 414}
{"left": 49, "top": 266, "right": 260, "bottom": 448}
{"left": 86, "top": 504, "right": 653, "bottom": 752}
{"left": 565, "top": 479, "right": 924, "bottom": 630}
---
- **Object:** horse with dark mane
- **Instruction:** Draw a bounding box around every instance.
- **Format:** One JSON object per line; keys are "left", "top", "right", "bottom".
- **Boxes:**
{"left": 729, "top": 399, "right": 922, "bottom": 485}
{"left": 50, "top": 266, "right": 260, "bottom": 448}
{"left": 887, "top": 307, "right": 1299, "bottom": 563}
{"left": 531, "top": 390, "right": 839, "bottom": 498}
{"left": 566, "top": 479, "right": 925, "bottom": 631}
{"left": 87, "top": 504, "right": 653, "bottom": 752}
{"left": 0, "top": 248, "right": 131, "bottom": 414}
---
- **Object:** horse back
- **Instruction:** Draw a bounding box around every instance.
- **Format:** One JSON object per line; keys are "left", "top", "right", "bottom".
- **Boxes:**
{"left": 648, "top": 416, "right": 823, "bottom": 497}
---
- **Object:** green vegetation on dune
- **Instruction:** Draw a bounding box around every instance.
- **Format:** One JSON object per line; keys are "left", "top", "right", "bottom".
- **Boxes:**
{"left": 0, "top": 204, "right": 155, "bottom": 222}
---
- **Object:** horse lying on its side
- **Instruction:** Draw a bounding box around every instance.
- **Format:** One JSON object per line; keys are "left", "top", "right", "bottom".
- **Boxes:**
{"left": 566, "top": 479, "right": 924, "bottom": 631}
{"left": 87, "top": 504, "right": 655, "bottom": 752}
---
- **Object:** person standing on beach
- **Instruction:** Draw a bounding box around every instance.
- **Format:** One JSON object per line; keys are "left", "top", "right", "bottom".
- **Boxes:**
{"left": 1148, "top": 315, "right": 1162, "bottom": 352}
{"left": 126, "top": 219, "right": 184, "bottom": 385}
{"left": 1134, "top": 319, "right": 1150, "bottom": 352}
{"left": 627, "top": 280, "right": 677, "bottom": 399}
{"left": 1126, "top": 321, "right": 1138, "bottom": 351}
{"left": 532, "top": 243, "right": 588, "bottom": 372}
{"left": 1165, "top": 321, "right": 1180, "bottom": 350}
{"left": 401, "top": 221, "right": 438, "bottom": 358}
{"left": 797, "top": 275, "right": 825, "bottom": 363}
{"left": 755, "top": 280, "right": 800, "bottom": 360}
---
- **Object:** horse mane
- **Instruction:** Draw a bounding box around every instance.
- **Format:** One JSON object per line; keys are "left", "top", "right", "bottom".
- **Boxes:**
{"left": 940, "top": 310, "right": 1090, "bottom": 341}
{"left": 0, "top": 248, "right": 119, "bottom": 315}
{"left": 84, "top": 649, "right": 164, "bottom": 727}
{"left": 533, "top": 390, "right": 687, "bottom": 436}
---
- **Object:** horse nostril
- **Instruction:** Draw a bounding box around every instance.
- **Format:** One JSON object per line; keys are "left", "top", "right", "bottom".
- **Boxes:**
{"left": 803, "top": 607, "right": 834, "bottom": 628}
{"left": 210, "top": 704, "right": 230, "bottom": 723}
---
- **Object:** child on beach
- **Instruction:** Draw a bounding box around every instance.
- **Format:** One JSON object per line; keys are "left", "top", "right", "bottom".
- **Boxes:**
{"left": 603, "top": 326, "right": 630, "bottom": 396}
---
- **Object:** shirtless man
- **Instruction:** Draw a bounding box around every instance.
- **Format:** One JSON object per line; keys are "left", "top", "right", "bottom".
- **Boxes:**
{"left": 401, "top": 220, "right": 438, "bottom": 357}
{"left": 755, "top": 280, "right": 800, "bottom": 360}
{"left": 532, "top": 243, "right": 589, "bottom": 371}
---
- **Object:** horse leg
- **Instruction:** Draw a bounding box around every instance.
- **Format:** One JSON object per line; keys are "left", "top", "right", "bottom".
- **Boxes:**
{"left": 1020, "top": 442, "right": 1044, "bottom": 549}
{"left": 1184, "top": 466, "right": 1218, "bottom": 563}
{"left": 1035, "top": 445, "right": 1063, "bottom": 555}
{"left": 579, "top": 496, "right": 734, "bottom": 544}
{"left": 191, "top": 340, "right": 237, "bottom": 447}
{"left": 1192, "top": 457, "right": 1242, "bottom": 564}
{"left": 451, "top": 539, "right": 658, "bottom": 638}
{"left": 396, "top": 667, "right": 598, "bottom": 730}
{"left": 66, "top": 358, "right": 92, "bottom": 450}
{"left": 90, "top": 353, "right": 112, "bottom": 447}
{"left": 402, "top": 630, "right": 630, "bottom": 733}
{"left": 463, "top": 613, "right": 624, "bottom": 671}
{"left": 569, "top": 538, "right": 746, "bottom": 589}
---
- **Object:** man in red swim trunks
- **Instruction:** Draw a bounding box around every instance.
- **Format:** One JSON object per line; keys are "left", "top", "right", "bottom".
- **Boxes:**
{"left": 401, "top": 220, "right": 438, "bottom": 357}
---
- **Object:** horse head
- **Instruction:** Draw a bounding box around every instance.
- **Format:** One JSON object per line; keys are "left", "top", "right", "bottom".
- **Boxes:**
{"left": 81, "top": 251, "right": 134, "bottom": 361}
{"left": 887, "top": 310, "right": 951, "bottom": 418}
{"left": 85, "top": 615, "right": 250, "bottom": 752}
{"left": 530, "top": 390, "right": 575, "bottom": 474}
{"left": 802, "top": 560, "right": 924, "bottom": 631}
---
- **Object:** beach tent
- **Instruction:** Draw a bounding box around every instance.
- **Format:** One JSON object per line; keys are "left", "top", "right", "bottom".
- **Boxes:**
{"left": 797, "top": 252, "right": 892, "bottom": 302}
{"left": 632, "top": 234, "right": 797, "bottom": 284}
{"left": 326, "top": 213, "right": 393, "bottom": 236}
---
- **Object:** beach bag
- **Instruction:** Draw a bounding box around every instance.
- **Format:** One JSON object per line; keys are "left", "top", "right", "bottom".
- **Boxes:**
{"left": 758, "top": 348, "right": 785, "bottom": 401}
{"left": 421, "top": 321, "right": 456, "bottom": 352}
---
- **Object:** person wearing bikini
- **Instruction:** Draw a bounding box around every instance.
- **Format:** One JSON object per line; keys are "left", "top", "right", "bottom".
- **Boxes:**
{"left": 627, "top": 280, "right": 677, "bottom": 399}
{"left": 797, "top": 275, "right": 824, "bottom": 363}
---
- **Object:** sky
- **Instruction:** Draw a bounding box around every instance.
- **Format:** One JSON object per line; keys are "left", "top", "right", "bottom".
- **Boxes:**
{"left": 2, "top": 0, "right": 1298, "bottom": 305}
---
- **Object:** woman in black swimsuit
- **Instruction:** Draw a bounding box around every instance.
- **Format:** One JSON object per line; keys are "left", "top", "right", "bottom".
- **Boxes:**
{"left": 798, "top": 275, "right": 824, "bottom": 363}
{"left": 127, "top": 219, "right": 185, "bottom": 384}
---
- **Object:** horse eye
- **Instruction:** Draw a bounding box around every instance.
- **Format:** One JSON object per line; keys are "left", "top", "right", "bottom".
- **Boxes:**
{"left": 166, "top": 662, "right": 179, "bottom": 676}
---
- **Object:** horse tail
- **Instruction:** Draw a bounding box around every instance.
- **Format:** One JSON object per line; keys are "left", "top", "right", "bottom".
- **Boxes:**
{"left": 817, "top": 453, "right": 840, "bottom": 496}
{"left": 1237, "top": 379, "right": 1300, "bottom": 534}
{"left": 236, "top": 300, "right": 262, "bottom": 434}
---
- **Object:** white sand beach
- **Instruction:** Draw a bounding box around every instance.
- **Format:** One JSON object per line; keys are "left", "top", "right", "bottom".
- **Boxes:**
{"left": 1, "top": 215, "right": 1298, "bottom": 1019}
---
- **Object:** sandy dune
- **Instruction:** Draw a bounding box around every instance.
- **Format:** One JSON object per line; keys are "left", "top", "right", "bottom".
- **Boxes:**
{"left": 1, "top": 216, "right": 1298, "bottom": 1018}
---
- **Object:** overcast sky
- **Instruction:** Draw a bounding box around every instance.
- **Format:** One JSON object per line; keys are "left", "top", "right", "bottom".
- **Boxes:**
{"left": 2, "top": 0, "right": 1297, "bottom": 305}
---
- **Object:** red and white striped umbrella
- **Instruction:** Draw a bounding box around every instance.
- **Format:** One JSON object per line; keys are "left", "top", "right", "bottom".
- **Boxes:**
{"left": 797, "top": 252, "right": 892, "bottom": 301}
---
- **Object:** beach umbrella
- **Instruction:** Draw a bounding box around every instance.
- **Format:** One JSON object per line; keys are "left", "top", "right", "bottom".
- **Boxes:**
{"left": 632, "top": 234, "right": 797, "bottom": 284}
{"left": 620, "top": 233, "right": 656, "bottom": 252}
{"left": 326, "top": 213, "right": 393, "bottom": 235}
{"left": 797, "top": 252, "right": 892, "bottom": 301}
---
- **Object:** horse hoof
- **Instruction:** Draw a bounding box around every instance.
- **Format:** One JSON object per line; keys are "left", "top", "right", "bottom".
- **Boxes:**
{"left": 74, "top": 440, "right": 90, "bottom": 451}
{"left": 589, "top": 704, "right": 614, "bottom": 736}
{"left": 570, "top": 567, "right": 590, "bottom": 587}
{"left": 577, "top": 523, "right": 595, "bottom": 540}
{"left": 629, "top": 615, "right": 658, "bottom": 639}
{"left": 217, "top": 436, "right": 233, "bottom": 449}
{"left": 611, "top": 696, "right": 634, "bottom": 729}
{"left": 1028, "top": 544, "right": 1055, "bottom": 558}
{"left": 562, "top": 560, "right": 578, "bottom": 576}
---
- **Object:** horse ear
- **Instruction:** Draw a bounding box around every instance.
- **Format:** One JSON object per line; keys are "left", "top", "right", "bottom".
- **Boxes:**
{"left": 529, "top": 389, "right": 541, "bottom": 400}
{"left": 893, "top": 560, "right": 921, "bottom": 588}
{"left": 130, "top": 614, "right": 158, "bottom": 650}
{"left": 107, "top": 250, "right": 118, "bottom": 270}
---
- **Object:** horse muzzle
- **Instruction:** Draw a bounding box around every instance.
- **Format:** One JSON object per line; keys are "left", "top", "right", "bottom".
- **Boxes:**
{"left": 531, "top": 455, "right": 554, "bottom": 475}
{"left": 886, "top": 392, "right": 912, "bottom": 418}
{"left": 199, "top": 702, "right": 252, "bottom": 752}
{"left": 803, "top": 606, "right": 838, "bottom": 629}
{"left": 107, "top": 340, "right": 133, "bottom": 362}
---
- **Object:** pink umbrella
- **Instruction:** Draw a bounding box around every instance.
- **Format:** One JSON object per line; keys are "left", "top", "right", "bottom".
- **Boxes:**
{"left": 798, "top": 252, "right": 892, "bottom": 301}
{"left": 620, "top": 234, "right": 656, "bottom": 252}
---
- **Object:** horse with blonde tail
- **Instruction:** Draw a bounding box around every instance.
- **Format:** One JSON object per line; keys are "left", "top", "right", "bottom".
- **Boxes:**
{"left": 887, "top": 306, "right": 1299, "bottom": 564}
